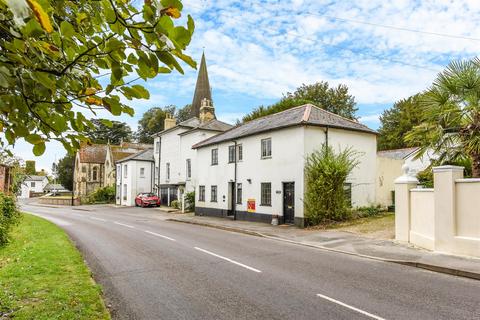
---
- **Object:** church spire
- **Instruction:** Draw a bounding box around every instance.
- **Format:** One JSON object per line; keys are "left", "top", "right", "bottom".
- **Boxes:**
{"left": 191, "top": 52, "right": 213, "bottom": 118}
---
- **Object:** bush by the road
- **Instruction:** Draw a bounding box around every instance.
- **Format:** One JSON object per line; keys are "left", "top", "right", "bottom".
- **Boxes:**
{"left": 0, "top": 214, "right": 110, "bottom": 319}
{"left": 304, "top": 145, "right": 360, "bottom": 226}
{"left": 185, "top": 191, "right": 195, "bottom": 211}
{"left": 86, "top": 186, "right": 115, "bottom": 204}
{"left": 0, "top": 192, "right": 21, "bottom": 247}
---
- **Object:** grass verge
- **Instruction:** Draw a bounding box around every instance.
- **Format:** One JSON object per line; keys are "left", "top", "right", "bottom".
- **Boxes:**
{"left": 327, "top": 213, "right": 395, "bottom": 239}
{"left": 0, "top": 213, "right": 110, "bottom": 319}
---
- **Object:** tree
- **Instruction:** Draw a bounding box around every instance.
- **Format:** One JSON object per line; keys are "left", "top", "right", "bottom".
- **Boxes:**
{"left": 0, "top": 0, "right": 195, "bottom": 156}
{"left": 176, "top": 104, "right": 192, "bottom": 123}
{"left": 85, "top": 119, "right": 133, "bottom": 144}
{"left": 405, "top": 59, "right": 480, "bottom": 177}
{"left": 377, "top": 94, "right": 424, "bottom": 151}
{"left": 25, "top": 160, "right": 36, "bottom": 175}
{"left": 136, "top": 105, "right": 175, "bottom": 143}
{"left": 242, "top": 81, "right": 357, "bottom": 122}
{"left": 56, "top": 154, "right": 74, "bottom": 191}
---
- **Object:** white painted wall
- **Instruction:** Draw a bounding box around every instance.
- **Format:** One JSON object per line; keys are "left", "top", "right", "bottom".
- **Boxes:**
{"left": 195, "top": 125, "right": 377, "bottom": 222}
{"left": 20, "top": 177, "right": 49, "bottom": 198}
{"left": 117, "top": 160, "right": 154, "bottom": 206}
{"left": 376, "top": 156, "right": 404, "bottom": 207}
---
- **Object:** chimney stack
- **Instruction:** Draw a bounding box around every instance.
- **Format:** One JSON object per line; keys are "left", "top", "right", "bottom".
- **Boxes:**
{"left": 164, "top": 113, "right": 176, "bottom": 130}
{"left": 199, "top": 98, "right": 215, "bottom": 123}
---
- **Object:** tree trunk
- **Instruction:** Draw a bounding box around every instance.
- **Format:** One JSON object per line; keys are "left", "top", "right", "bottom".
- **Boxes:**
{"left": 471, "top": 153, "right": 480, "bottom": 178}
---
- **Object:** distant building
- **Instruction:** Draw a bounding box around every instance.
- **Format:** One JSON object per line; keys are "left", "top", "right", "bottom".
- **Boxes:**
{"left": 376, "top": 147, "right": 435, "bottom": 207}
{"left": 44, "top": 183, "right": 70, "bottom": 194}
{"left": 152, "top": 53, "right": 232, "bottom": 206}
{"left": 192, "top": 104, "right": 378, "bottom": 227}
{"left": 74, "top": 142, "right": 152, "bottom": 198}
{"left": 0, "top": 164, "right": 13, "bottom": 194}
{"left": 115, "top": 148, "right": 155, "bottom": 206}
{"left": 19, "top": 175, "right": 49, "bottom": 198}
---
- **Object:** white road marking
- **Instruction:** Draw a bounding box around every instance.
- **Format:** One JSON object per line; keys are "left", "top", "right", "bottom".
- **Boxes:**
{"left": 144, "top": 230, "right": 176, "bottom": 242}
{"left": 114, "top": 221, "right": 135, "bottom": 229}
{"left": 90, "top": 217, "right": 107, "bottom": 222}
{"left": 194, "top": 247, "right": 262, "bottom": 273}
{"left": 316, "top": 293, "right": 386, "bottom": 320}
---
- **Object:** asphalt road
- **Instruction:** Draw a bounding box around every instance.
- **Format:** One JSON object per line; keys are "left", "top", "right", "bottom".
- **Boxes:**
{"left": 21, "top": 202, "right": 480, "bottom": 320}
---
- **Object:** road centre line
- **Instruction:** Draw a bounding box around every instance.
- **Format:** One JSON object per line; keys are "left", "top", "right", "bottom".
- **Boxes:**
{"left": 316, "top": 293, "right": 386, "bottom": 320}
{"left": 194, "top": 247, "right": 262, "bottom": 273}
{"left": 114, "top": 221, "right": 135, "bottom": 229}
{"left": 144, "top": 230, "right": 176, "bottom": 241}
{"left": 90, "top": 217, "right": 107, "bottom": 222}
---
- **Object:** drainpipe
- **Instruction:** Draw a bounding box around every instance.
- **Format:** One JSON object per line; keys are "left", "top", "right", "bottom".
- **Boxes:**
{"left": 157, "top": 137, "right": 161, "bottom": 197}
{"left": 233, "top": 140, "right": 238, "bottom": 221}
{"left": 118, "top": 163, "right": 122, "bottom": 205}
{"left": 325, "top": 126, "right": 329, "bottom": 148}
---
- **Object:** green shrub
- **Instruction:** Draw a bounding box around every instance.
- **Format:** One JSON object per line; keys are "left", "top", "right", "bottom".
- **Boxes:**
{"left": 353, "top": 205, "right": 385, "bottom": 218}
{"left": 0, "top": 192, "right": 21, "bottom": 246}
{"left": 170, "top": 200, "right": 180, "bottom": 209}
{"left": 304, "top": 145, "right": 360, "bottom": 226}
{"left": 86, "top": 186, "right": 115, "bottom": 204}
{"left": 185, "top": 191, "right": 195, "bottom": 211}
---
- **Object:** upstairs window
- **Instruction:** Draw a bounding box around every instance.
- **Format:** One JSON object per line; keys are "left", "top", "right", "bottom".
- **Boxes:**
{"left": 199, "top": 186, "right": 205, "bottom": 201}
{"left": 228, "top": 145, "right": 235, "bottom": 163}
{"left": 237, "top": 144, "right": 243, "bottom": 161}
{"left": 155, "top": 141, "right": 160, "bottom": 154}
{"left": 166, "top": 163, "right": 170, "bottom": 180}
{"left": 140, "top": 168, "right": 145, "bottom": 178}
{"left": 186, "top": 159, "right": 191, "bottom": 179}
{"left": 261, "top": 138, "right": 272, "bottom": 158}
{"left": 124, "top": 165, "right": 127, "bottom": 178}
{"left": 260, "top": 182, "right": 272, "bottom": 206}
{"left": 82, "top": 165, "right": 86, "bottom": 173}
{"left": 211, "top": 148, "right": 218, "bottom": 165}
{"left": 211, "top": 185, "right": 217, "bottom": 202}
{"left": 31, "top": 181, "right": 35, "bottom": 188}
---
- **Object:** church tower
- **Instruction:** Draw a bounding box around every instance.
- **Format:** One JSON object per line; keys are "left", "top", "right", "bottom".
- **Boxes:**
{"left": 191, "top": 52, "right": 214, "bottom": 119}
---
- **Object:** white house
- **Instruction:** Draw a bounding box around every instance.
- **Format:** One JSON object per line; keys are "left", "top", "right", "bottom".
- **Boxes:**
{"left": 376, "top": 147, "right": 435, "bottom": 207}
{"left": 20, "top": 175, "right": 49, "bottom": 198}
{"left": 192, "top": 104, "right": 378, "bottom": 227}
{"left": 152, "top": 53, "right": 232, "bottom": 206}
{"left": 115, "top": 148, "right": 155, "bottom": 206}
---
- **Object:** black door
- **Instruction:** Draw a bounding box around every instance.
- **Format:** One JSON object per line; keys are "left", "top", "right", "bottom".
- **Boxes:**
{"left": 227, "top": 182, "right": 235, "bottom": 216}
{"left": 283, "top": 182, "right": 295, "bottom": 224}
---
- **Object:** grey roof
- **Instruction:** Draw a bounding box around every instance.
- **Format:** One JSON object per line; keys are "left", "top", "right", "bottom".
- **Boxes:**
{"left": 191, "top": 53, "right": 212, "bottom": 118}
{"left": 377, "top": 147, "right": 419, "bottom": 160}
{"left": 193, "top": 104, "right": 376, "bottom": 149}
{"left": 45, "top": 184, "right": 69, "bottom": 191}
{"left": 155, "top": 117, "right": 232, "bottom": 137}
{"left": 116, "top": 148, "right": 154, "bottom": 163}
{"left": 24, "top": 175, "right": 48, "bottom": 181}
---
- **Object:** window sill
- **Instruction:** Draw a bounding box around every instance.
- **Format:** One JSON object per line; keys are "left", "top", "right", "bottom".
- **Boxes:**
{"left": 211, "top": 163, "right": 218, "bottom": 166}
{"left": 260, "top": 204, "right": 272, "bottom": 207}
{"left": 211, "top": 200, "right": 217, "bottom": 203}
{"left": 261, "top": 156, "right": 272, "bottom": 160}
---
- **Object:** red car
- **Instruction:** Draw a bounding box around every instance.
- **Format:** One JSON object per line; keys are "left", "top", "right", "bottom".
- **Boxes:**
{"left": 135, "top": 193, "right": 161, "bottom": 207}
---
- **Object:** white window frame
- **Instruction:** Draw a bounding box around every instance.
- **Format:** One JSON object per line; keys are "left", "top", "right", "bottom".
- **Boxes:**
{"left": 166, "top": 163, "right": 170, "bottom": 181}
{"left": 186, "top": 159, "right": 191, "bottom": 179}
{"left": 261, "top": 138, "right": 272, "bottom": 159}
{"left": 124, "top": 164, "right": 128, "bottom": 178}
{"left": 140, "top": 167, "right": 145, "bottom": 178}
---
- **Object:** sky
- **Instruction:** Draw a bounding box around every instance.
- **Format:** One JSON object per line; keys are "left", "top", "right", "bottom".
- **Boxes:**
{"left": 12, "top": 0, "right": 480, "bottom": 172}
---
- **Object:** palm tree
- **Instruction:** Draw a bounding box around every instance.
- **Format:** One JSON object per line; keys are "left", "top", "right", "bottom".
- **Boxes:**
{"left": 405, "top": 58, "right": 480, "bottom": 177}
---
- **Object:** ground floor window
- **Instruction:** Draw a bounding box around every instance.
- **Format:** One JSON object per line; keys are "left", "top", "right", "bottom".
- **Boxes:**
{"left": 199, "top": 186, "right": 205, "bottom": 202}
{"left": 211, "top": 185, "right": 217, "bottom": 202}
{"left": 260, "top": 182, "right": 271, "bottom": 206}
{"left": 236, "top": 183, "right": 242, "bottom": 204}
{"left": 123, "top": 184, "right": 127, "bottom": 200}
{"left": 344, "top": 183, "right": 352, "bottom": 208}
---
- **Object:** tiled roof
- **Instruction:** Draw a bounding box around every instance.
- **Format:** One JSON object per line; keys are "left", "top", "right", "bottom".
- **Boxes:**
{"left": 24, "top": 175, "right": 48, "bottom": 181}
{"left": 116, "top": 148, "right": 154, "bottom": 163}
{"left": 377, "top": 147, "right": 419, "bottom": 160}
{"left": 193, "top": 104, "right": 376, "bottom": 149}
{"left": 79, "top": 144, "right": 108, "bottom": 163}
{"left": 155, "top": 117, "right": 232, "bottom": 137}
{"left": 110, "top": 143, "right": 153, "bottom": 162}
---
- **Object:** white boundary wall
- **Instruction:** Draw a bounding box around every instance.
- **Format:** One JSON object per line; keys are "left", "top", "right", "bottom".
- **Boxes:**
{"left": 395, "top": 165, "right": 480, "bottom": 257}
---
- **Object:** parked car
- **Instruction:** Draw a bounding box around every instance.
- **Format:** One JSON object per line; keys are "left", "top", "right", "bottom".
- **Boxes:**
{"left": 135, "top": 193, "right": 161, "bottom": 207}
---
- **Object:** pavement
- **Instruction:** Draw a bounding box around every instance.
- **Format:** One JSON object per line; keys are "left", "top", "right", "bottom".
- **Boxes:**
{"left": 167, "top": 213, "right": 480, "bottom": 281}
{"left": 19, "top": 200, "right": 480, "bottom": 320}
